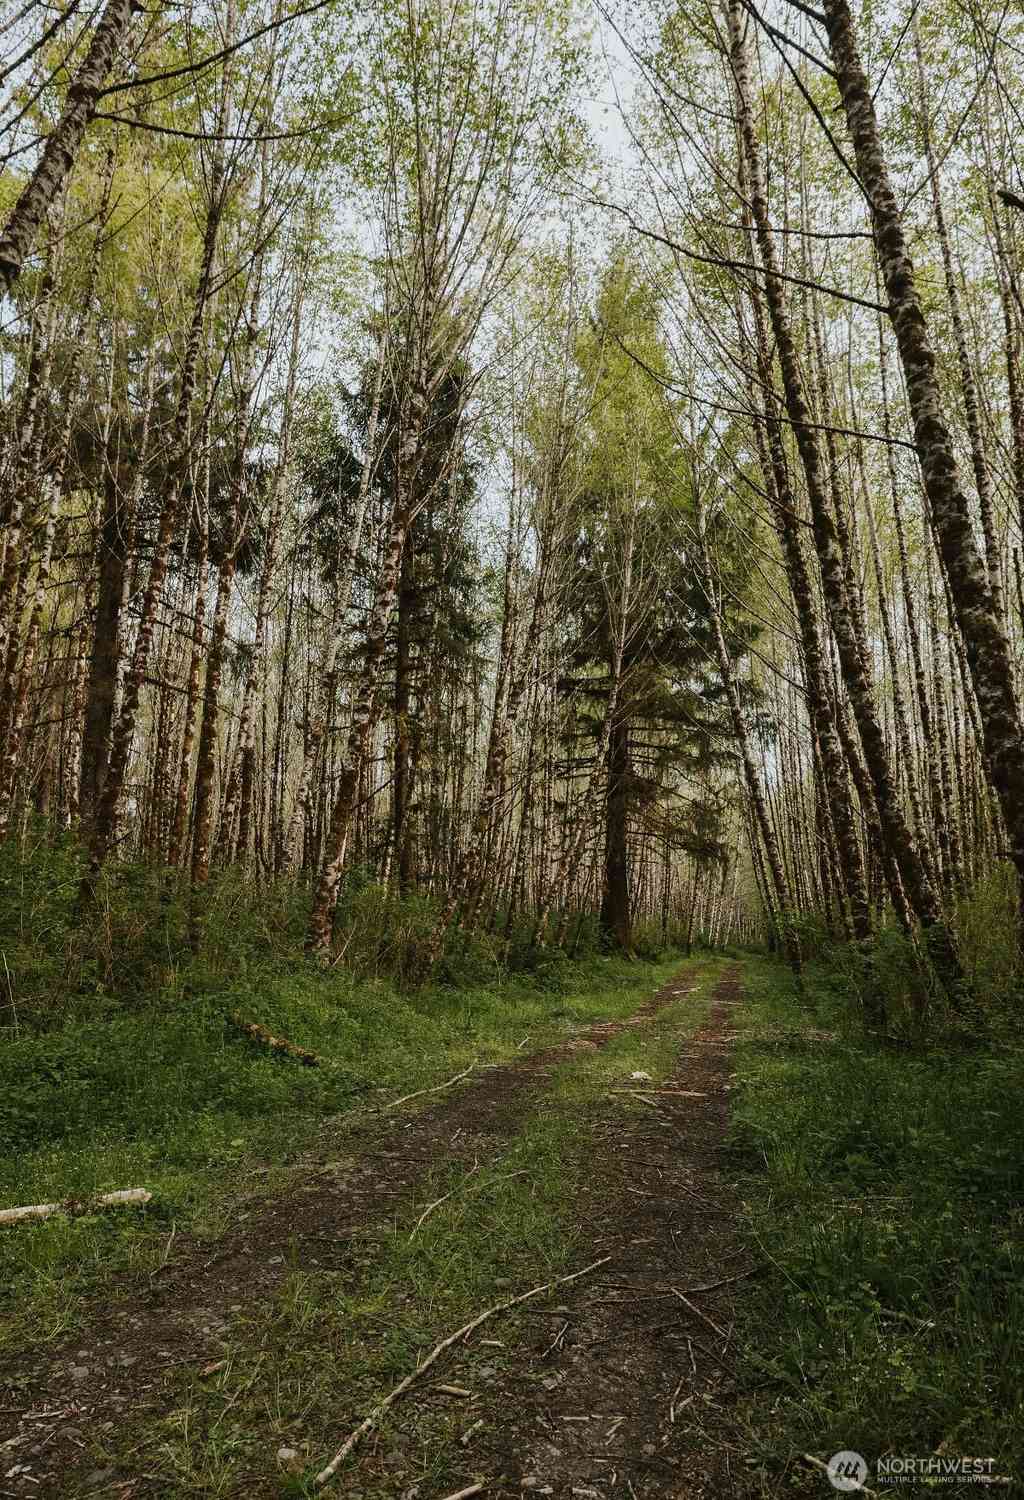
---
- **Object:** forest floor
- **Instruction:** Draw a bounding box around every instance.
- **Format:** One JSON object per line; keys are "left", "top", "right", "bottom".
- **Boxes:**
{"left": 0, "top": 956, "right": 759, "bottom": 1499}
{"left": 6, "top": 951, "right": 1022, "bottom": 1498}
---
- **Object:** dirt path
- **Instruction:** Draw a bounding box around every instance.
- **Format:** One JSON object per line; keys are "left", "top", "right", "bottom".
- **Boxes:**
{"left": 0, "top": 964, "right": 721, "bottom": 1497}
{"left": 386, "top": 963, "right": 750, "bottom": 1499}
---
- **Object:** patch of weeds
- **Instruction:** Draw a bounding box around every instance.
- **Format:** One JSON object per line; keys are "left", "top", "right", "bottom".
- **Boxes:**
{"left": 728, "top": 955, "right": 1024, "bottom": 1493}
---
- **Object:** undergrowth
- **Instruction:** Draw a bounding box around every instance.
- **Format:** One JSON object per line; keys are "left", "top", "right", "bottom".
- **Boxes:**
{"left": 0, "top": 830, "right": 692, "bottom": 1355}
{"left": 785, "top": 865, "right": 1024, "bottom": 1041}
{"left": 729, "top": 954, "right": 1024, "bottom": 1494}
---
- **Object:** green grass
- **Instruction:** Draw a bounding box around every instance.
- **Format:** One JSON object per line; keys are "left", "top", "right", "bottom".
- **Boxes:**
{"left": 0, "top": 831, "right": 705, "bottom": 1355}
{"left": 54, "top": 959, "right": 722, "bottom": 1497}
{"left": 728, "top": 955, "right": 1024, "bottom": 1494}
{"left": 0, "top": 946, "right": 695, "bottom": 1355}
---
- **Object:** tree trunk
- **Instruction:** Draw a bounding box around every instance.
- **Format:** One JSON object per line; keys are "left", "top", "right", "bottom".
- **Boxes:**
{"left": 0, "top": 0, "right": 137, "bottom": 290}
{"left": 823, "top": 0, "right": 1024, "bottom": 935}
{"left": 599, "top": 713, "right": 631, "bottom": 950}
{"left": 698, "top": 511, "right": 802, "bottom": 978}
{"left": 305, "top": 369, "right": 427, "bottom": 956}
{"left": 729, "top": 0, "right": 957, "bottom": 990}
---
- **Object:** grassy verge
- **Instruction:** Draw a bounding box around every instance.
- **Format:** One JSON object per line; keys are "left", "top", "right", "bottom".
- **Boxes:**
{"left": 728, "top": 955, "right": 1024, "bottom": 1494}
{"left": 63, "top": 958, "right": 722, "bottom": 1497}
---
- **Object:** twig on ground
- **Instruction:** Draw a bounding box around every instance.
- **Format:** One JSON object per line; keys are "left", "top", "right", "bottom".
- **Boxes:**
{"left": 386, "top": 1061, "right": 476, "bottom": 1112}
{"left": 409, "top": 1167, "right": 527, "bottom": 1241}
{"left": 668, "top": 1330, "right": 739, "bottom": 1376}
{"left": 877, "top": 1306, "right": 935, "bottom": 1331}
{"left": 460, "top": 1419, "right": 484, "bottom": 1446}
{"left": 541, "top": 1319, "right": 570, "bottom": 1358}
{"left": 670, "top": 1178, "right": 728, "bottom": 1213}
{"left": 677, "top": 1268, "right": 762, "bottom": 1294}
{"left": 438, "top": 1485, "right": 487, "bottom": 1500}
{"left": 313, "top": 1255, "right": 612, "bottom": 1487}
{"left": 609, "top": 1089, "right": 708, "bottom": 1099}
{"left": 671, "top": 1393, "right": 693, "bottom": 1423}
{"left": 408, "top": 1165, "right": 480, "bottom": 1241}
{"left": 672, "top": 1289, "right": 729, "bottom": 1342}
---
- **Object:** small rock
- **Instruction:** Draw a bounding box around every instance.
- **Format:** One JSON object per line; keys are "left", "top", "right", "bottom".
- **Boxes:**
{"left": 230, "top": 1304, "right": 242, "bottom": 1312}
{"left": 540, "top": 1375, "right": 560, "bottom": 1390}
{"left": 476, "top": 1364, "right": 497, "bottom": 1378}
{"left": 69, "top": 1366, "right": 90, "bottom": 1382}
{"left": 276, "top": 1446, "right": 303, "bottom": 1473}
{"left": 86, "top": 1469, "right": 115, "bottom": 1486}
{"left": 268, "top": 1256, "right": 284, "bottom": 1266}
{"left": 119, "top": 1355, "right": 137, "bottom": 1367}
{"left": 630, "top": 1070, "right": 652, "bottom": 1082}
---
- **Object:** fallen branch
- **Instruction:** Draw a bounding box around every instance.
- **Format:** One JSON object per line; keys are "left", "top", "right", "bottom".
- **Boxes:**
{"left": 678, "top": 1267, "right": 763, "bottom": 1294}
{"left": 408, "top": 1167, "right": 528, "bottom": 1242}
{"left": 387, "top": 1060, "right": 476, "bottom": 1112}
{"left": 228, "top": 1013, "right": 320, "bottom": 1066}
{"left": 0, "top": 1188, "right": 151, "bottom": 1226}
{"left": 609, "top": 1089, "right": 708, "bottom": 1099}
{"left": 313, "top": 1255, "right": 612, "bottom": 1487}
{"left": 671, "top": 1288, "right": 729, "bottom": 1343}
{"left": 439, "top": 1485, "right": 487, "bottom": 1500}
{"left": 409, "top": 1167, "right": 480, "bottom": 1241}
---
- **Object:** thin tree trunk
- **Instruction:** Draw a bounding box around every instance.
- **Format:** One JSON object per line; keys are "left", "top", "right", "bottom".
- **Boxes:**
{"left": 729, "top": 0, "right": 957, "bottom": 991}
{"left": 823, "top": 0, "right": 1024, "bottom": 936}
{"left": 0, "top": 0, "right": 137, "bottom": 290}
{"left": 306, "top": 366, "right": 427, "bottom": 955}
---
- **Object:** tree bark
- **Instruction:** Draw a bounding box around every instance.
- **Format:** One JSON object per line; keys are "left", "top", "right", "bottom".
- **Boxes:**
{"left": 599, "top": 712, "right": 631, "bottom": 950}
{"left": 0, "top": 0, "right": 138, "bottom": 290}
{"left": 729, "top": 0, "right": 957, "bottom": 989}
{"left": 823, "top": 0, "right": 1024, "bottom": 933}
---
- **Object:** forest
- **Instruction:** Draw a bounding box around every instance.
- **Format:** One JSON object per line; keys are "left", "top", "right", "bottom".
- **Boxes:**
{"left": 1, "top": 0, "right": 1023, "bottom": 1492}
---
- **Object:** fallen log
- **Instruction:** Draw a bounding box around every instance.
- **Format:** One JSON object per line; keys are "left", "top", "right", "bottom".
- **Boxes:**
{"left": 228, "top": 1013, "right": 320, "bottom": 1066}
{"left": 0, "top": 1188, "right": 152, "bottom": 1226}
